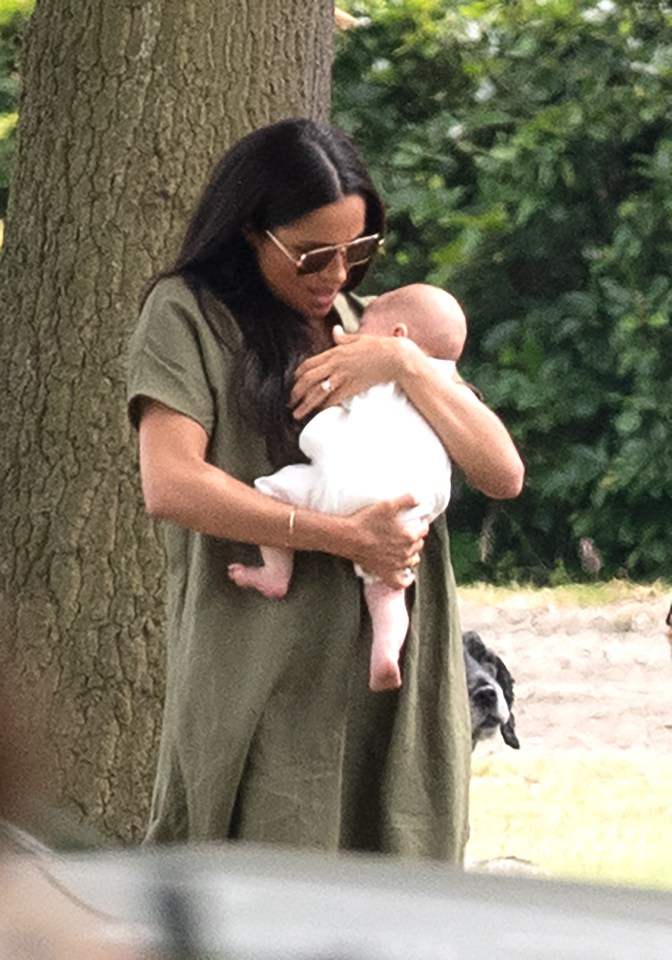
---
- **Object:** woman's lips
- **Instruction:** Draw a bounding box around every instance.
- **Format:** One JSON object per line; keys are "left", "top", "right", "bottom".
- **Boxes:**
{"left": 310, "top": 288, "right": 340, "bottom": 308}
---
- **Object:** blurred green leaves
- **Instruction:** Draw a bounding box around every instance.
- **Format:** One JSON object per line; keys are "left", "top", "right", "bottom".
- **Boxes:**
{"left": 334, "top": 0, "right": 672, "bottom": 581}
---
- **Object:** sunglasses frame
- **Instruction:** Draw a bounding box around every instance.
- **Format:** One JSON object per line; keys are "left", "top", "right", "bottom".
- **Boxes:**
{"left": 264, "top": 229, "right": 383, "bottom": 275}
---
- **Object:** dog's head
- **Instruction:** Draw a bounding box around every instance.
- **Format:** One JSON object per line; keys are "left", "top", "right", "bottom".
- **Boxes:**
{"left": 463, "top": 630, "right": 520, "bottom": 750}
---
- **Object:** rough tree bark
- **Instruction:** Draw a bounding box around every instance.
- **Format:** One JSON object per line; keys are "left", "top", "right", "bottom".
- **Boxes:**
{"left": 0, "top": 0, "right": 334, "bottom": 843}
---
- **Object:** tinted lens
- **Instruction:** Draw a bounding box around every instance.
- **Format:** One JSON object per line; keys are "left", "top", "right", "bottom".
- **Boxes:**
{"left": 298, "top": 236, "right": 381, "bottom": 275}
{"left": 345, "top": 236, "right": 380, "bottom": 265}
{"left": 298, "top": 249, "right": 337, "bottom": 275}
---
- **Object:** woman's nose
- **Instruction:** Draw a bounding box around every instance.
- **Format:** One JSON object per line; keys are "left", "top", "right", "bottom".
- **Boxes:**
{"left": 320, "top": 248, "right": 349, "bottom": 285}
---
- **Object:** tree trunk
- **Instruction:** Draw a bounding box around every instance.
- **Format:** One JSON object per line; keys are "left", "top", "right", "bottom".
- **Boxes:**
{"left": 0, "top": 0, "right": 334, "bottom": 844}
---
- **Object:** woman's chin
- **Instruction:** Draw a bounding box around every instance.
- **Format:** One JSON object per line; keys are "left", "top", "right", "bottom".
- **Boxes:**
{"left": 304, "top": 291, "right": 340, "bottom": 320}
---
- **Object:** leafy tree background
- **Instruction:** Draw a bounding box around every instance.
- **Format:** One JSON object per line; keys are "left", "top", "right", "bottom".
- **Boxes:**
{"left": 333, "top": 0, "right": 672, "bottom": 584}
{"left": 3, "top": 0, "right": 670, "bottom": 585}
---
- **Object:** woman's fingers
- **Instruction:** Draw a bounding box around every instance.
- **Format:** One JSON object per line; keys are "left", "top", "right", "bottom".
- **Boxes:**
{"left": 380, "top": 567, "right": 417, "bottom": 590}
{"left": 291, "top": 335, "right": 406, "bottom": 419}
{"left": 292, "top": 380, "right": 340, "bottom": 419}
{"left": 291, "top": 352, "right": 340, "bottom": 418}
{"left": 350, "top": 496, "right": 429, "bottom": 580}
{"left": 387, "top": 496, "right": 430, "bottom": 561}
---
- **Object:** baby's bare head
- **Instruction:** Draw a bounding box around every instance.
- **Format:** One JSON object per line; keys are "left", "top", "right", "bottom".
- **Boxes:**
{"left": 360, "top": 283, "right": 467, "bottom": 360}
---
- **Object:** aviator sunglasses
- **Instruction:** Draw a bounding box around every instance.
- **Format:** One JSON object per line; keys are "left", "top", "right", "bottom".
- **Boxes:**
{"left": 265, "top": 229, "right": 383, "bottom": 276}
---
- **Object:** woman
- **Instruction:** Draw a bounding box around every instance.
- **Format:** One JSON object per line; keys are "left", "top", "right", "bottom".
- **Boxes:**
{"left": 127, "top": 118, "right": 524, "bottom": 860}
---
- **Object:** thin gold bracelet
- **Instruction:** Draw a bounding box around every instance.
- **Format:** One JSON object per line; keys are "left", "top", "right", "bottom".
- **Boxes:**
{"left": 286, "top": 507, "right": 296, "bottom": 548}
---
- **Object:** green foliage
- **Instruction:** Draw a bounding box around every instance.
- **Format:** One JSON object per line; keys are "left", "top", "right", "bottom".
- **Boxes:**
{"left": 0, "top": 0, "right": 33, "bottom": 218}
{"left": 334, "top": 0, "right": 672, "bottom": 581}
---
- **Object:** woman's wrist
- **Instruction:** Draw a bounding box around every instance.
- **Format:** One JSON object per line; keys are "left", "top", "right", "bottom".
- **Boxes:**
{"left": 289, "top": 506, "right": 357, "bottom": 561}
{"left": 285, "top": 506, "right": 297, "bottom": 548}
{"left": 394, "top": 336, "right": 426, "bottom": 392}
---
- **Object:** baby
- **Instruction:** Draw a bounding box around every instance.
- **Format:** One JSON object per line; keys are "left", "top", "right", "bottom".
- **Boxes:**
{"left": 228, "top": 283, "right": 467, "bottom": 691}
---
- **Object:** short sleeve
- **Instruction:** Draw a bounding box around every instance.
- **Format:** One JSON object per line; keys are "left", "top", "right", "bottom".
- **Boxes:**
{"left": 126, "top": 279, "right": 217, "bottom": 433}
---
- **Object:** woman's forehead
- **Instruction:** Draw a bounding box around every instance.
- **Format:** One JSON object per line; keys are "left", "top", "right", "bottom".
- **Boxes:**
{"left": 278, "top": 195, "right": 366, "bottom": 245}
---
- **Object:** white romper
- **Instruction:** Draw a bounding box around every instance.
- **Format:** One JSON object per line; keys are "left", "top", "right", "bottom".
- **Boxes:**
{"left": 256, "top": 359, "right": 455, "bottom": 545}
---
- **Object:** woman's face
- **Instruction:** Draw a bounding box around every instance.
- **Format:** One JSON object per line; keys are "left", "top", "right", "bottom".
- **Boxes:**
{"left": 251, "top": 194, "right": 367, "bottom": 323}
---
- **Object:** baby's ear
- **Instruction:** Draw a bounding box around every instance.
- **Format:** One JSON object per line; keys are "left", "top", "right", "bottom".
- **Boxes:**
{"left": 393, "top": 323, "right": 408, "bottom": 338}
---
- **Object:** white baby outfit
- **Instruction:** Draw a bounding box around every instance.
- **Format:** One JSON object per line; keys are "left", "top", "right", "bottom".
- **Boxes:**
{"left": 256, "top": 360, "right": 455, "bottom": 575}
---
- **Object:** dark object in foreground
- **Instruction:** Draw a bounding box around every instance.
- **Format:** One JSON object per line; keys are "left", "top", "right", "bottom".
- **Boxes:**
{"left": 51, "top": 841, "right": 672, "bottom": 959}
{"left": 463, "top": 630, "right": 520, "bottom": 750}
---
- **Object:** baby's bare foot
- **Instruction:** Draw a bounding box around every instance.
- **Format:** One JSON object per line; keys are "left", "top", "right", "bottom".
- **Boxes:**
{"left": 227, "top": 563, "right": 289, "bottom": 599}
{"left": 369, "top": 658, "right": 402, "bottom": 693}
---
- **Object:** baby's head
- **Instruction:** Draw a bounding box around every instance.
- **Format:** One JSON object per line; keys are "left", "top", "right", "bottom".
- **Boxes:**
{"left": 360, "top": 283, "right": 466, "bottom": 360}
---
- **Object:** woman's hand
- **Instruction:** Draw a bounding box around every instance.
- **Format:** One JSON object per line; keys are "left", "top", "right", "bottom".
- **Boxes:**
{"left": 291, "top": 325, "right": 419, "bottom": 420}
{"left": 139, "top": 405, "right": 430, "bottom": 583}
{"left": 345, "top": 493, "right": 429, "bottom": 589}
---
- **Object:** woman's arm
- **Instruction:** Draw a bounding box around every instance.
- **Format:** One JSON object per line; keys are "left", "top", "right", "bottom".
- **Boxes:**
{"left": 395, "top": 346, "right": 525, "bottom": 499}
{"left": 138, "top": 400, "right": 427, "bottom": 584}
{"left": 290, "top": 330, "right": 524, "bottom": 500}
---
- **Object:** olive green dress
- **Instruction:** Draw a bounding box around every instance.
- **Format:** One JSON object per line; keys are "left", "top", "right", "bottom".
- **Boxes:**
{"left": 127, "top": 277, "right": 471, "bottom": 861}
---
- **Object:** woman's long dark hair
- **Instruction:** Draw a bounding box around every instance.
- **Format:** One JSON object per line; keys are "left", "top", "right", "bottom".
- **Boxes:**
{"left": 151, "top": 118, "right": 385, "bottom": 466}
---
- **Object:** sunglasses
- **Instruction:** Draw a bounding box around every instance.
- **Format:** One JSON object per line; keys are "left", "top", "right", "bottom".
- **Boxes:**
{"left": 264, "top": 229, "right": 383, "bottom": 276}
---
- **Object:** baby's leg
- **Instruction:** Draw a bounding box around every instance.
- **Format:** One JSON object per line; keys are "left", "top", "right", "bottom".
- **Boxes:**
{"left": 228, "top": 545, "right": 294, "bottom": 599}
{"left": 364, "top": 581, "right": 409, "bottom": 692}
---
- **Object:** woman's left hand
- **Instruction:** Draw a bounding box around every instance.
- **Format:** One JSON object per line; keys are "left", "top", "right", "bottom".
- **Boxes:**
{"left": 291, "top": 325, "right": 418, "bottom": 419}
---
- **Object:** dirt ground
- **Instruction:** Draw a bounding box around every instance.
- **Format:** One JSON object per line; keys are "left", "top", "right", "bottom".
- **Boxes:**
{"left": 457, "top": 588, "right": 672, "bottom": 754}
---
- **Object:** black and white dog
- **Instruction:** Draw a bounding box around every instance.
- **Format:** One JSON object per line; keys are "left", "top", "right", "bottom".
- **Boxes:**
{"left": 463, "top": 630, "right": 520, "bottom": 750}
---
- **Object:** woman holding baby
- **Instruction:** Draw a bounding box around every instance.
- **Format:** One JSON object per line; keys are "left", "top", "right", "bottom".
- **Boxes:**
{"left": 127, "top": 118, "right": 523, "bottom": 859}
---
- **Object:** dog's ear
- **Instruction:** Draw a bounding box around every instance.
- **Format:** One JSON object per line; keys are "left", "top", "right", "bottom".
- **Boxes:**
{"left": 494, "top": 655, "right": 520, "bottom": 748}
{"left": 462, "top": 631, "right": 483, "bottom": 654}
{"left": 494, "top": 656, "right": 515, "bottom": 707}
{"left": 463, "top": 631, "right": 492, "bottom": 666}
{"left": 501, "top": 716, "right": 520, "bottom": 749}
